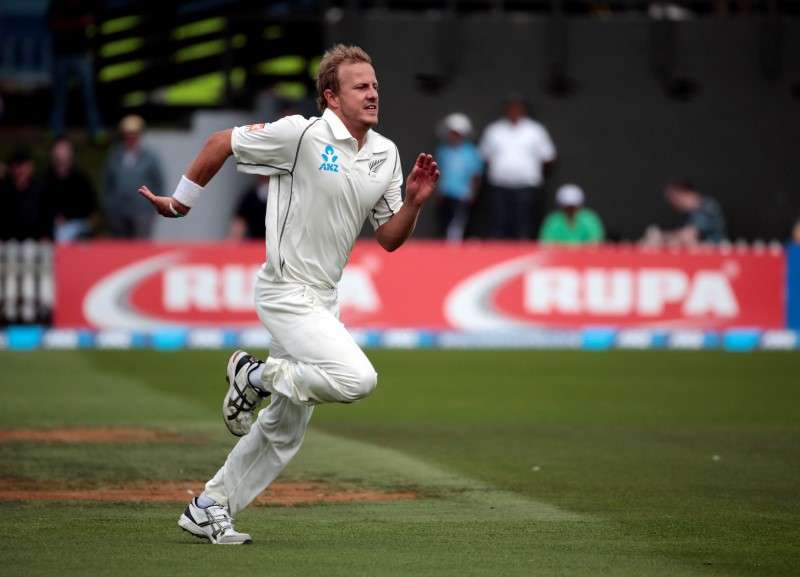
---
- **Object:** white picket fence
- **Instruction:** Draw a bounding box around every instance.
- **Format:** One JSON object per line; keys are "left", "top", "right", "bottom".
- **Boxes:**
{"left": 0, "top": 240, "right": 54, "bottom": 325}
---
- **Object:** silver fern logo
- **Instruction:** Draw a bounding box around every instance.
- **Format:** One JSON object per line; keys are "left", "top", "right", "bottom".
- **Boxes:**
{"left": 368, "top": 157, "right": 386, "bottom": 176}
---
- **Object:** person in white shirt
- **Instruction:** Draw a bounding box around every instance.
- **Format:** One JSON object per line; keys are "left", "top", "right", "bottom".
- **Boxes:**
{"left": 138, "top": 44, "right": 440, "bottom": 545}
{"left": 479, "top": 94, "right": 556, "bottom": 239}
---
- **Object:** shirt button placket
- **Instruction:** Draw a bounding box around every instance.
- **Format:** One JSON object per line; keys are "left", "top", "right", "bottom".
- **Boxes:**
{"left": 344, "top": 139, "right": 358, "bottom": 175}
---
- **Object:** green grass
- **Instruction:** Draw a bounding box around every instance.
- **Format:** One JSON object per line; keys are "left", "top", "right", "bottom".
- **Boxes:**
{"left": 0, "top": 350, "right": 798, "bottom": 576}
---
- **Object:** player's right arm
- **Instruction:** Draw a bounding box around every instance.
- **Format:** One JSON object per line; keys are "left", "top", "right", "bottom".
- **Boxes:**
{"left": 186, "top": 129, "right": 233, "bottom": 186}
{"left": 139, "top": 116, "right": 306, "bottom": 219}
{"left": 138, "top": 129, "right": 233, "bottom": 218}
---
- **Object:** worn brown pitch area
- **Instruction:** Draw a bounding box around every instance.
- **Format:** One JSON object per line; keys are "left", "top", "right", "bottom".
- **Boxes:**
{"left": 0, "top": 427, "right": 419, "bottom": 505}
{"left": 0, "top": 427, "right": 187, "bottom": 444}
{"left": 0, "top": 478, "right": 418, "bottom": 506}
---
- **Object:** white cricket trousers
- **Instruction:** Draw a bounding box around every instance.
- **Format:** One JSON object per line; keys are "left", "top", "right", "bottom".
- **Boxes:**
{"left": 204, "top": 280, "right": 378, "bottom": 514}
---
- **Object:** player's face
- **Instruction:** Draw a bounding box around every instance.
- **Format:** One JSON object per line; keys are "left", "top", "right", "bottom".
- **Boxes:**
{"left": 332, "top": 62, "right": 379, "bottom": 130}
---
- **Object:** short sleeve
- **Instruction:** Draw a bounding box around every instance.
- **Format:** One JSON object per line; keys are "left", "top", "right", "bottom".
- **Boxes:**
{"left": 536, "top": 126, "right": 556, "bottom": 162}
{"left": 369, "top": 145, "right": 404, "bottom": 230}
{"left": 435, "top": 144, "right": 446, "bottom": 164}
{"left": 231, "top": 115, "right": 309, "bottom": 176}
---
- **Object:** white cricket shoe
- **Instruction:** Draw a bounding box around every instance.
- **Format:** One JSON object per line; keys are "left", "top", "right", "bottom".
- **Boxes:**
{"left": 178, "top": 498, "right": 252, "bottom": 545}
{"left": 223, "top": 349, "right": 269, "bottom": 436}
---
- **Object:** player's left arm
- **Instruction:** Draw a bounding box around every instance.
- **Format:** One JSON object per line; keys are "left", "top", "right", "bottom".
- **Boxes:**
{"left": 375, "top": 153, "right": 439, "bottom": 252}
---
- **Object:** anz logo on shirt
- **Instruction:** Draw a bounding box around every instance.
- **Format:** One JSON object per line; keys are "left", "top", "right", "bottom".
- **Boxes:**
{"left": 319, "top": 145, "right": 339, "bottom": 173}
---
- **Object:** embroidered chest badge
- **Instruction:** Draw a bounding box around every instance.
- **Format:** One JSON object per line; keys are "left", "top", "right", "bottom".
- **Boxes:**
{"left": 368, "top": 157, "right": 386, "bottom": 177}
{"left": 319, "top": 145, "right": 339, "bottom": 173}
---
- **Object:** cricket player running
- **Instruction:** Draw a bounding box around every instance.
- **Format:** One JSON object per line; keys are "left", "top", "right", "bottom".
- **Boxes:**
{"left": 138, "top": 45, "right": 439, "bottom": 544}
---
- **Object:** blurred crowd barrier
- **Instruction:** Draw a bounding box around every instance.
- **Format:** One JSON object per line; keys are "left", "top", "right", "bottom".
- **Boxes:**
{"left": 2, "top": 240, "right": 799, "bottom": 351}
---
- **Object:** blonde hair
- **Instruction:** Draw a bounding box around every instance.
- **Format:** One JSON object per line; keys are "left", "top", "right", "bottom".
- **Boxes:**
{"left": 119, "top": 114, "right": 145, "bottom": 134}
{"left": 316, "top": 44, "right": 372, "bottom": 112}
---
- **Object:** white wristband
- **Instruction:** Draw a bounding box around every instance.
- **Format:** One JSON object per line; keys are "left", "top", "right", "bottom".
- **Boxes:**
{"left": 172, "top": 175, "right": 204, "bottom": 208}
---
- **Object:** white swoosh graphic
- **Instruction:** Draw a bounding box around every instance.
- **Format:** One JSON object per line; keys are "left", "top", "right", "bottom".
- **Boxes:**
{"left": 444, "top": 253, "right": 547, "bottom": 330}
{"left": 444, "top": 253, "right": 735, "bottom": 330}
{"left": 83, "top": 252, "right": 187, "bottom": 330}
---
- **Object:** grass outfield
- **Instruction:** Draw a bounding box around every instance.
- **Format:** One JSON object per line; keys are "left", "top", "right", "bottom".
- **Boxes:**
{"left": 0, "top": 349, "right": 798, "bottom": 576}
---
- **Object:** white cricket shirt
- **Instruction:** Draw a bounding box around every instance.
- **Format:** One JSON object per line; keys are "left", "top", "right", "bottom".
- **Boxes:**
{"left": 231, "top": 108, "right": 403, "bottom": 289}
{"left": 479, "top": 117, "right": 556, "bottom": 188}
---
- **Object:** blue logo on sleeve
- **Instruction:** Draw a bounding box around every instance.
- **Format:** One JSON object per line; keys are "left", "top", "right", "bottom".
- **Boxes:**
{"left": 319, "top": 145, "right": 339, "bottom": 172}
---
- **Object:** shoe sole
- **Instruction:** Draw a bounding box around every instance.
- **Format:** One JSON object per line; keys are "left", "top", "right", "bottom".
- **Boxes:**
{"left": 223, "top": 350, "right": 250, "bottom": 437}
{"left": 178, "top": 515, "right": 212, "bottom": 542}
{"left": 178, "top": 514, "right": 252, "bottom": 545}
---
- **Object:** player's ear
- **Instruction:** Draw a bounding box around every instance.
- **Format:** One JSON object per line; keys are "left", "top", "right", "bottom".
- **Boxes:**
{"left": 324, "top": 88, "right": 338, "bottom": 110}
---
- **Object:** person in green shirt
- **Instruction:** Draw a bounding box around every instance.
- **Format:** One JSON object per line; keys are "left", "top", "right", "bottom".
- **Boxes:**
{"left": 539, "top": 184, "right": 604, "bottom": 245}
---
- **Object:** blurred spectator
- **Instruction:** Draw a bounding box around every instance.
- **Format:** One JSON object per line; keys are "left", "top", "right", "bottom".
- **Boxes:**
{"left": 480, "top": 93, "right": 556, "bottom": 239}
{"left": 1, "top": 148, "right": 52, "bottom": 241}
{"left": 48, "top": 0, "right": 104, "bottom": 142}
{"left": 45, "top": 138, "right": 98, "bottom": 242}
{"left": 103, "top": 115, "right": 163, "bottom": 238}
{"left": 792, "top": 218, "right": 800, "bottom": 244}
{"left": 643, "top": 180, "right": 727, "bottom": 246}
{"left": 648, "top": 2, "right": 693, "bottom": 20}
{"left": 539, "top": 184, "right": 604, "bottom": 245}
{"left": 229, "top": 176, "right": 269, "bottom": 240}
{"left": 713, "top": 0, "right": 754, "bottom": 15}
{"left": 435, "top": 113, "right": 483, "bottom": 243}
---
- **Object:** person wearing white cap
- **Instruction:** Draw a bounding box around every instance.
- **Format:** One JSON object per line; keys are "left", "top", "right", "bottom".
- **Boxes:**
{"left": 539, "top": 183, "right": 604, "bottom": 245}
{"left": 435, "top": 113, "right": 484, "bottom": 242}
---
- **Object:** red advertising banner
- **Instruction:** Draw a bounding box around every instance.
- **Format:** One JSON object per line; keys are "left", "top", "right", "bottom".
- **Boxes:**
{"left": 55, "top": 241, "right": 785, "bottom": 330}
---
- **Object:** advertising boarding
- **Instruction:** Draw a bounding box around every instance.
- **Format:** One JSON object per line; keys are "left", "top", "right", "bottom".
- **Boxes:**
{"left": 55, "top": 242, "right": 785, "bottom": 331}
